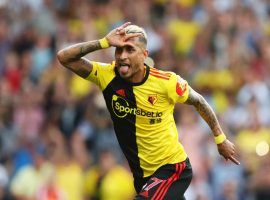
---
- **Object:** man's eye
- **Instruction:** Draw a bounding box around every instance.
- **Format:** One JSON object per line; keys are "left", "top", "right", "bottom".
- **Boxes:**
{"left": 116, "top": 48, "right": 122, "bottom": 53}
{"left": 127, "top": 47, "right": 135, "bottom": 52}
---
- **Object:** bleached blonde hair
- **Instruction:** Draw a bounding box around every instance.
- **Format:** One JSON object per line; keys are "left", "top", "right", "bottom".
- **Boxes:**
{"left": 124, "top": 25, "right": 147, "bottom": 46}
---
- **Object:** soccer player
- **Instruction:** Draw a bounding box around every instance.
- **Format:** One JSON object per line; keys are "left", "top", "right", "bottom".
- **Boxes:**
{"left": 57, "top": 22, "right": 240, "bottom": 199}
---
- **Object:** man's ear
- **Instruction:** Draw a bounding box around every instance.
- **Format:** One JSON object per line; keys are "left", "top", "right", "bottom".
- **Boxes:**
{"left": 143, "top": 49, "right": 149, "bottom": 58}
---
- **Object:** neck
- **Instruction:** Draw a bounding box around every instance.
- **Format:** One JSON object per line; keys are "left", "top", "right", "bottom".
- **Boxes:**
{"left": 127, "top": 65, "right": 146, "bottom": 83}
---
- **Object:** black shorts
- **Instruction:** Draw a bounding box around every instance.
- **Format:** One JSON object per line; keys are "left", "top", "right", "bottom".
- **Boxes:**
{"left": 134, "top": 158, "right": 192, "bottom": 200}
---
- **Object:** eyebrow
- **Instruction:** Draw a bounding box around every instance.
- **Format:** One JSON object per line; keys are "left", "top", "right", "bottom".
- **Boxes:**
{"left": 126, "top": 44, "right": 145, "bottom": 52}
{"left": 124, "top": 44, "right": 135, "bottom": 48}
{"left": 116, "top": 41, "right": 145, "bottom": 52}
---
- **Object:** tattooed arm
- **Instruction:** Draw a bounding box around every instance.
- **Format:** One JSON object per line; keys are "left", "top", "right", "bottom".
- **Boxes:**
{"left": 57, "top": 40, "right": 101, "bottom": 78}
{"left": 185, "top": 87, "right": 240, "bottom": 165}
{"left": 57, "top": 22, "right": 141, "bottom": 78}
{"left": 57, "top": 40, "right": 100, "bottom": 78}
{"left": 185, "top": 87, "right": 223, "bottom": 137}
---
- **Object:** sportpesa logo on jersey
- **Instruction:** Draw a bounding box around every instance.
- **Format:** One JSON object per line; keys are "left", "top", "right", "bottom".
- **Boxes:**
{"left": 112, "top": 95, "right": 162, "bottom": 118}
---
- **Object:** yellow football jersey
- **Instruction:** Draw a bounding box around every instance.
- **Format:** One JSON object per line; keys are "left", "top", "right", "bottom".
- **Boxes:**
{"left": 86, "top": 61, "right": 189, "bottom": 178}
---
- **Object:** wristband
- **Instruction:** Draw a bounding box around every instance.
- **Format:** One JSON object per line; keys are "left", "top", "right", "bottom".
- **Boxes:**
{"left": 214, "top": 133, "right": 226, "bottom": 144}
{"left": 99, "top": 37, "right": 110, "bottom": 49}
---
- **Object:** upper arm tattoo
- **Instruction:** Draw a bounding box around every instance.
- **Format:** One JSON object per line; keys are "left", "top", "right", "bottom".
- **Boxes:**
{"left": 66, "top": 57, "right": 93, "bottom": 79}
{"left": 185, "top": 87, "right": 201, "bottom": 106}
{"left": 185, "top": 87, "right": 223, "bottom": 136}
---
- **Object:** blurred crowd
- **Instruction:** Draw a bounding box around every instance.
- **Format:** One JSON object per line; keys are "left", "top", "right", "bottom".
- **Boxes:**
{"left": 0, "top": 0, "right": 270, "bottom": 199}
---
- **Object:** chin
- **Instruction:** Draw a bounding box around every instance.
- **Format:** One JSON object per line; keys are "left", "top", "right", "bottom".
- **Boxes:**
{"left": 117, "top": 69, "right": 131, "bottom": 79}
{"left": 120, "top": 73, "right": 131, "bottom": 79}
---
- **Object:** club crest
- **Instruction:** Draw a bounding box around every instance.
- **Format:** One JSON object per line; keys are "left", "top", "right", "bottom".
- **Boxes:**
{"left": 148, "top": 94, "right": 157, "bottom": 105}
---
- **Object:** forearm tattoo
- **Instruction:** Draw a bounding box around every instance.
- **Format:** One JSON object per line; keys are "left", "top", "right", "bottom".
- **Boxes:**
{"left": 185, "top": 88, "right": 222, "bottom": 136}
{"left": 62, "top": 40, "right": 101, "bottom": 62}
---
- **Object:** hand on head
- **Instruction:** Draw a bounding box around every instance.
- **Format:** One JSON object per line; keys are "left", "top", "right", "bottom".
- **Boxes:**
{"left": 105, "top": 22, "right": 143, "bottom": 47}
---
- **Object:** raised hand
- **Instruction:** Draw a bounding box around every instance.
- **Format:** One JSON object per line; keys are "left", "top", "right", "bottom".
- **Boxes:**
{"left": 105, "top": 22, "right": 142, "bottom": 47}
{"left": 217, "top": 139, "right": 240, "bottom": 165}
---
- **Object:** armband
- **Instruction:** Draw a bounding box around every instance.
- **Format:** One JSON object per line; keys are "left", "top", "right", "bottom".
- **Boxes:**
{"left": 214, "top": 133, "right": 226, "bottom": 144}
{"left": 99, "top": 37, "right": 110, "bottom": 49}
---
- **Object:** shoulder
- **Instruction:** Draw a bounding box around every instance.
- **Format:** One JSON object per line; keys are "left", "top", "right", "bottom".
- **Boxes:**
{"left": 85, "top": 61, "right": 116, "bottom": 90}
{"left": 149, "top": 67, "right": 175, "bottom": 81}
{"left": 91, "top": 61, "right": 115, "bottom": 70}
{"left": 87, "top": 61, "right": 115, "bottom": 79}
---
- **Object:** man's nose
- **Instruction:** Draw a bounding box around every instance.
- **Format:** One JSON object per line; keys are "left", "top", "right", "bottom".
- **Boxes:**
{"left": 119, "top": 50, "right": 128, "bottom": 60}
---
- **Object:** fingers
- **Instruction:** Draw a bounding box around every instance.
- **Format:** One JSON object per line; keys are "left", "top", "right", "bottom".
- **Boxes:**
{"left": 115, "top": 22, "right": 142, "bottom": 41}
{"left": 116, "top": 22, "right": 131, "bottom": 34}
{"left": 228, "top": 156, "right": 240, "bottom": 165}
{"left": 124, "top": 33, "right": 143, "bottom": 41}
{"left": 120, "top": 22, "right": 131, "bottom": 29}
{"left": 116, "top": 29, "right": 126, "bottom": 35}
{"left": 218, "top": 139, "right": 240, "bottom": 165}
